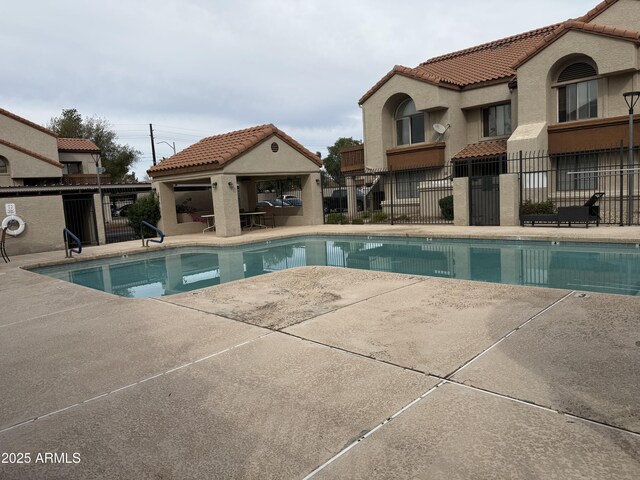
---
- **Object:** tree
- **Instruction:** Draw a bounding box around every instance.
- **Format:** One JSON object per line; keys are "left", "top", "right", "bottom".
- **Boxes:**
{"left": 48, "top": 108, "right": 141, "bottom": 183}
{"left": 323, "top": 137, "right": 361, "bottom": 181}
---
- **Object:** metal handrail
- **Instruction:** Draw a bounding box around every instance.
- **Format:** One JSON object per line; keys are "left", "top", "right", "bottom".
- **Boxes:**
{"left": 63, "top": 228, "right": 82, "bottom": 258}
{"left": 141, "top": 221, "right": 165, "bottom": 247}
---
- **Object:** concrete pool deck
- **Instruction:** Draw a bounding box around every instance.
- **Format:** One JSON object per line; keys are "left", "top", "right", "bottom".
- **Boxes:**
{"left": 1, "top": 225, "right": 639, "bottom": 478}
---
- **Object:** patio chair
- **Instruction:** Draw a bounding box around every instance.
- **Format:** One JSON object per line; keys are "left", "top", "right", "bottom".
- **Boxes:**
{"left": 1, "top": 226, "right": 9, "bottom": 263}
{"left": 261, "top": 207, "right": 276, "bottom": 228}
{"left": 556, "top": 192, "right": 604, "bottom": 228}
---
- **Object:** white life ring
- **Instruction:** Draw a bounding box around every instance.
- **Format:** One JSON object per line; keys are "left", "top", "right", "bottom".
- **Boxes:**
{"left": 2, "top": 215, "right": 26, "bottom": 236}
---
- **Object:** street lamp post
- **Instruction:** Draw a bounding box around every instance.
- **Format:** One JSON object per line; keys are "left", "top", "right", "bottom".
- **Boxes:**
{"left": 623, "top": 91, "right": 640, "bottom": 225}
{"left": 156, "top": 141, "right": 176, "bottom": 157}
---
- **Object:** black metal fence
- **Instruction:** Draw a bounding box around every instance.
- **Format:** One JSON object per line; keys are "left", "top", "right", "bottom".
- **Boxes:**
{"left": 102, "top": 191, "right": 139, "bottom": 243}
{"left": 322, "top": 166, "right": 454, "bottom": 225}
{"left": 329, "top": 145, "right": 639, "bottom": 227}
{"left": 62, "top": 194, "right": 99, "bottom": 245}
{"left": 512, "top": 145, "right": 639, "bottom": 225}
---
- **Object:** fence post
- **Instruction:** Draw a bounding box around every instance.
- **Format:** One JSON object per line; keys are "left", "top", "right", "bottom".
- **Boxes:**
{"left": 519, "top": 151, "right": 524, "bottom": 226}
{"left": 619, "top": 140, "right": 625, "bottom": 226}
{"left": 321, "top": 174, "right": 326, "bottom": 225}
{"left": 389, "top": 166, "right": 394, "bottom": 225}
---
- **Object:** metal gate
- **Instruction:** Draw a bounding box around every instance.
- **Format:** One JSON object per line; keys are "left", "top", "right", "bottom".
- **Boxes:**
{"left": 469, "top": 175, "right": 500, "bottom": 226}
{"left": 103, "top": 192, "right": 138, "bottom": 243}
{"left": 62, "top": 195, "right": 99, "bottom": 245}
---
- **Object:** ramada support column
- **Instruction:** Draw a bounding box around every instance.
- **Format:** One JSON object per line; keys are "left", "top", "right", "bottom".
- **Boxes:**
{"left": 300, "top": 172, "right": 324, "bottom": 225}
{"left": 345, "top": 176, "right": 358, "bottom": 218}
{"left": 211, "top": 174, "right": 241, "bottom": 237}
{"left": 154, "top": 181, "right": 179, "bottom": 235}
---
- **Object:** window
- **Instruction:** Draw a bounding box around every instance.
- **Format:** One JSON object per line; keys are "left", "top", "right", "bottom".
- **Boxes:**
{"left": 557, "top": 62, "right": 598, "bottom": 123}
{"left": 482, "top": 104, "right": 511, "bottom": 137}
{"left": 556, "top": 154, "right": 598, "bottom": 191}
{"left": 62, "top": 162, "right": 82, "bottom": 174}
{"left": 0, "top": 156, "right": 7, "bottom": 174}
{"left": 395, "top": 99, "right": 425, "bottom": 146}
{"left": 394, "top": 170, "right": 426, "bottom": 198}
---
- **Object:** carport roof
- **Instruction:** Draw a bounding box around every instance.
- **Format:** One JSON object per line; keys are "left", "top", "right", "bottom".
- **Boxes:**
{"left": 147, "top": 124, "right": 322, "bottom": 177}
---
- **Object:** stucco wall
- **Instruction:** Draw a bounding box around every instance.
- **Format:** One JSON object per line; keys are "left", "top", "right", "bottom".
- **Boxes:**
{"left": 223, "top": 135, "right": 321, "bottom": 175}
{"left": 58, "top": 152, "right": 98, "bottom": 174}
{"left": 0, "top": 113, "right": 59, "bottom": 163}
{"left": 1, "top": 196, "right": 66, "bottom": 255}
{"left": 0, "top": 143, "right": 62, "bottom": 180}
{"left": 586, "top": 0, "right": 640, "bottom": 32}
{"left": 513, "top": 30, "right": 638, "bottom": 153}
{"left": 517, "top": 32, "right": 637, "bottom": 127}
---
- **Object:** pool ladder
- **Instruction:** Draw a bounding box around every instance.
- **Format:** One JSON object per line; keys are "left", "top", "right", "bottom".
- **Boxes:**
{"left": 141, "top": 221, "right": 165, "bottom": 247}
{"left": 63, "top": 228, "right": 82, "bottom": 258}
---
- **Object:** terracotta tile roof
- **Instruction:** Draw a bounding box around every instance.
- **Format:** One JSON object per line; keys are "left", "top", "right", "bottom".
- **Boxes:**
{"left": 148, "top": 124, "right": 322, "bottom": 176}
{"left": 452, "top": 140, "right": 508, "bottom": 160}
{"left": 0, "top": 107, "right": 57, "bottom": 137}
{"left": 579, "top": 0, "right": 619, "bottom": 23}
{"left": 57, "top": 138, "right": 100, "bottom": 153}
{"left": 359, "top": 24, "right": 559, "bottom": 104}
{"left": 515, "top": 20, "right": 640, "bottom": 68}
{"left": 0, "top": 138, "right": 63, "bottom": 168}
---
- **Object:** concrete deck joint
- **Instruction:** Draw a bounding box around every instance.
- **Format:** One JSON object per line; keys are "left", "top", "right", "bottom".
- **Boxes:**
{"left": 446, "top": 290, "right": 576, "bottom": 378}
{"left": 302, "top": 380, "right": 447, "bottom": 480}
{"left": 0, "top": 332, "right": 273, "bottom": 436}
{"left": 444, "top": 380, "right": 640, "bottom": 438}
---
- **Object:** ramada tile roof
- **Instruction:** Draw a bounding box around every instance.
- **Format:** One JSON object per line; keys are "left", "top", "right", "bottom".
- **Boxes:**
{"left": 358, "top": 0, "right": 636, "bottom": 105}
{"left": 0, "top": 107, "right": 57, "bottom": 137}
{"left": 148, "top": 124, "right": 322, "bottom": 176}
{"left": 452, "top": 140, "right": 508, "bottom": 160}
{"left": 0, "top": 138, "right": 63, "bottom": 168}
{"left": 57, "top": 138, "right": 100, "bottom": 153}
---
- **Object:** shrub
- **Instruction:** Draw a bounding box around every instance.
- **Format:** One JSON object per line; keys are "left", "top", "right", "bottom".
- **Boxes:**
{"left": 327, "top": 213, "right": 347, "bottom": 224}
{"left": 127, "top": 193, "right": 161, "bottom": 237}
{"left": 371, "top": 211, "right": 388, "bottom": 223}
{"left": 395, "top": 214, "right": 410, "bottom": 222}
{"left": 439, "top": 195, "right": 454, "bottom": 220}
{"left": 521, "top": 199, "right": 556, "bottom": 215}
{"left": 351, "top": 217, "right": 364, "bottom": 225}
{"left": 360, "top": 211, "right": 371, "bottom": 219}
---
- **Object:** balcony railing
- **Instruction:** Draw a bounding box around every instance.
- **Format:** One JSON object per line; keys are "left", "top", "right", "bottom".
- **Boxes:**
{"left": 61, "top": 173, "right": 111, "bottom": 185}
{"left": 548, "top": 114, "right": 639, "bottom": 153}
{"left": 340, "top": 145, "right": 365, "bottom": 173}
{"left": 386, "top": 142, "right": 445, "bottom": 170}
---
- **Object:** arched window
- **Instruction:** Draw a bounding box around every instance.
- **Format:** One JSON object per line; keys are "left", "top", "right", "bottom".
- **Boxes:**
{"left": 557, "top": 62, "right": 598, "bottom": 123}
{"left": 395, "top": 99, "right": 425, "bottom": 146}
{"left": 0, "top": 156, "right": 8, "bottom": 174}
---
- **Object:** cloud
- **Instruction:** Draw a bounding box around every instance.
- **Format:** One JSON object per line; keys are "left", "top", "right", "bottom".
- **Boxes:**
{"left": 0, "top": 0, "right": 596, "bottom": 178}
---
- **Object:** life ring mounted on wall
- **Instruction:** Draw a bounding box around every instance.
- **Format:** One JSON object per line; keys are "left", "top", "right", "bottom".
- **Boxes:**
{"left": 1, "top": 215, "right": 26, "bottom": 237}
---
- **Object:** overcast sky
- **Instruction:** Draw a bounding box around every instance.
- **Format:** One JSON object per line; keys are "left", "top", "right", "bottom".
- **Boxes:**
{"left": 1, "top": 0, "right": 597, "bottom": 179}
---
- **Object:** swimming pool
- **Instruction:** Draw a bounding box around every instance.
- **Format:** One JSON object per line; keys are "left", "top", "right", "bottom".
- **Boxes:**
{"left": 32, "top": 235, "right": 640, "bottom": 298}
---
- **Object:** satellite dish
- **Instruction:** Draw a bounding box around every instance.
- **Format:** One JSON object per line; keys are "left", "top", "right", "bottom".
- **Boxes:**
{"left": 433, "top": 123, "right": 447, "bottom": 134}
{"left": 433, "top": 123, "right": 451, "bottom": 142}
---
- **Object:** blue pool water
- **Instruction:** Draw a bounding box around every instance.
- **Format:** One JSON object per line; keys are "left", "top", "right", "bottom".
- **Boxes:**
{"left": 32, "top": 236, "right": 640, "bottom": 298}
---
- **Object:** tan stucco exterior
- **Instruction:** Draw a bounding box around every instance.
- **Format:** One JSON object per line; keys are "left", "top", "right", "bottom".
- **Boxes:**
{"left": 0, "top": 143, "right": 61, "bottom": 182}
{"left": 58, "top": 151, "right": 98, "bottom": 174}
{"left": 0, "top": 112, "right": 58, "bottom": 163}
{"left": 358, "top": 0, "right": 640, "bottom": 169}
{"left": 586, "top": 0, "right": 640, "bottom": 31}
{"left": 151, "top": 133, "right": 323, "bottom": 238}
{"left": 1, "top": 196, "right": 66, "bottom": 255}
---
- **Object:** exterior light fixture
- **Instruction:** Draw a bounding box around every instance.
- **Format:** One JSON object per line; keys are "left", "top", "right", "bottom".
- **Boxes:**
{"left": 315, "top": 178, "right": 320, "bottom": 184}
{"left": 623, "top": 91, "right": 640, "bottom": 225}
{"left": 211, "top": 182, "right": 218, "bottom": 188}
{"left": 228, "top": 181, "right": 234, "bottom": 188}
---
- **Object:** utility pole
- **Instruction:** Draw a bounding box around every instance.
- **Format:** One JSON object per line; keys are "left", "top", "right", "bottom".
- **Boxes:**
{"left": 149, "top": 123, "right": 157, "bottom": 166}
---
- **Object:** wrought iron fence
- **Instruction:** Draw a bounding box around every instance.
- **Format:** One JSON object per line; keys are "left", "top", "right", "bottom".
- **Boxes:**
{"left": 102, "top": 190, "right": 139, "bottom": 243}
{"left": 322, "top": 166, "right": 454, "bottom": 225}
{"left": 511, "top": 145, "right": 640, "bottom": 225}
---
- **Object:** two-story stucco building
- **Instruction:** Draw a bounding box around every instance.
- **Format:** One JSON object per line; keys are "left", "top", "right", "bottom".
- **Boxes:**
{"left": 0, "top": 107, "right": 150, "bottom": 254}
{"left": 343, "top": 0, "right": 640, "bottom": 226}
